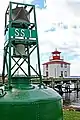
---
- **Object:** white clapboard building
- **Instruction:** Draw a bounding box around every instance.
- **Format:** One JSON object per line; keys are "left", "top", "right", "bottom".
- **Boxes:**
{"left": 43, "top": 49, "right": 70, "bottom": 78}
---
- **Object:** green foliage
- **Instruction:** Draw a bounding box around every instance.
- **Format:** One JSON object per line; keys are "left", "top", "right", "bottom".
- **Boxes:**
{"left": 63, "top": 110, "right": 80, "bottom": 120}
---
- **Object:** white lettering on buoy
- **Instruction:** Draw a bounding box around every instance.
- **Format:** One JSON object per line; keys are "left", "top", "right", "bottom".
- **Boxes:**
{"left": 30, "top": 30, "right": 31, "bottom": 38}
{"left": 15, "top": 29, "right": 19, "bottom": 36}
{"left": 21, "top": 29, "right": 25, "bottom": 37}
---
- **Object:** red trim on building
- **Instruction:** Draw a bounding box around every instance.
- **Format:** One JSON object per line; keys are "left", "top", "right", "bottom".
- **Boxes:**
{"left": 52, "top": 56, "right": 60, "bottom": 60}
{"left": 43, "top": 61, "right": 70, "bottom": 65}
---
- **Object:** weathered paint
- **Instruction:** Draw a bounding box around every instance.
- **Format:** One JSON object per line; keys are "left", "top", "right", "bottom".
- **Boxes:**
{"left": 0, "top": 84, "right": 63, "bottom": 120}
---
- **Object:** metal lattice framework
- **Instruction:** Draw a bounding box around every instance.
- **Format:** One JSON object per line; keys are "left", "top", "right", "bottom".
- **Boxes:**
{"left": 2, "top": 2, "right": 42, "bottom": 87}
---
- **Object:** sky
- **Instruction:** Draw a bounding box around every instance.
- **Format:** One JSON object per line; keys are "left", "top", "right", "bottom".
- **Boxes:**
{"left": 1, "top": 0, "right": 80, "bottom": 76}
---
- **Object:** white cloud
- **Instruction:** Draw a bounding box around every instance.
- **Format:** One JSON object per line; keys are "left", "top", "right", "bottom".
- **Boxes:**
{"left": 35, "top": 0, "right": 80, "bottom": 76}
{"left": 0, "top": 0, "right": 80, "bottom": 76}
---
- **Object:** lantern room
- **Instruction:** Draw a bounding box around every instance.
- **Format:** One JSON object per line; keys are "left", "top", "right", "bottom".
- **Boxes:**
{"left": 52, "top": 50, "right": 61, "bottom": 60}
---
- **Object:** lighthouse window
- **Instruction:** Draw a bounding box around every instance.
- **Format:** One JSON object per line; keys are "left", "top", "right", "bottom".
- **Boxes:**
{"left": 57, "top": 54, "right": 59, "bottom": 56}
{"left": 46, "top": 64, "right": 48, "bottom": 70}
{"left": 61, "top": 71, "right": 63, "bottom": 77}
{"left": 64, "top": 71, "right": 67, "bottom": 77}
{"left": 65, "top": 64, "right": 67, "bottom": 68}
{"left": 46, "top": 72, "right": 48, "bottom": 77}
{"left": 61, "top": 64, "right": 63, "bottom": 67}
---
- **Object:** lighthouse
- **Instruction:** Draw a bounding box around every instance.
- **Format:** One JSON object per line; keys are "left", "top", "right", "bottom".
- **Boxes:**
{"left": 43, "top": 49, "right": 70, "bottom": 78}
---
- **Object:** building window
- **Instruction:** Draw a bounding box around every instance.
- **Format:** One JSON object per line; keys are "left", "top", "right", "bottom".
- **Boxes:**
{"left": 46, "top": 72, "right": 48, "bottom": 77}
{"left": 46, "top": 64, "right": 48, "bottom": 70}
{"left": 65, "top": 64, "right": 67, "bottom": 68}
{"left": 57, "top": 54, "right": 59, "bottom": 56}
{"left": 61, "top": 64, "right": 63, "bottom": 67}
{"left": 64, "top": 71, "right": 67, "bottom": 77}
{"left": 61, "top": 71, "right": 63, "bottom": 77}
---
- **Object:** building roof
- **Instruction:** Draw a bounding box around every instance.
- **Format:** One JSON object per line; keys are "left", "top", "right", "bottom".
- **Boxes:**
{"left": 43, "top": 60, "right": 70, "bottom": 65}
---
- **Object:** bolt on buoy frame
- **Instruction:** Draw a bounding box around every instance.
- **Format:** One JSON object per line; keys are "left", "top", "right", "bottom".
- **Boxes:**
{"left": 2, "top": 2, "right": 42, "bottom": 87}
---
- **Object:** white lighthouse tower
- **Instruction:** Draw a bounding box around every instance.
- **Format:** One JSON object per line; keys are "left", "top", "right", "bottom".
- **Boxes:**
{"left": 43, "top": 49, "right": 70, "bottom": 78}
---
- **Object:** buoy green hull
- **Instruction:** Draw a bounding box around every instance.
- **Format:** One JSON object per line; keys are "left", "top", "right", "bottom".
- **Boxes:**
{"left": 0, "top": 85, "right": 63, "bottom": 120}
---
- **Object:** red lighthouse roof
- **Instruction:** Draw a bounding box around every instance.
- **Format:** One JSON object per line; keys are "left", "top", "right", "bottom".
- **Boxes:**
{"left": 52, "top": 50, "right": 61, "bottom": 54}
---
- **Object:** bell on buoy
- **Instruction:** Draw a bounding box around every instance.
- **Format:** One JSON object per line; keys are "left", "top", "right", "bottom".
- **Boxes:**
{"left": 13, "top": 44, "right": 26, "bottom": 56}
{"left": 12, "top": 7, "right": 30, "bottom": 28}
{"left": 12, "top": 7, "right": 30, "bottom": 56}
{"left": 12, "top": 7, "right": 30, "bottom": 22}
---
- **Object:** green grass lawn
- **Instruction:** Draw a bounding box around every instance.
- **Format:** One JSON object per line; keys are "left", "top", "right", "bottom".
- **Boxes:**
{"left": 63, "top": 110, "right": 80, "bottom": 120}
